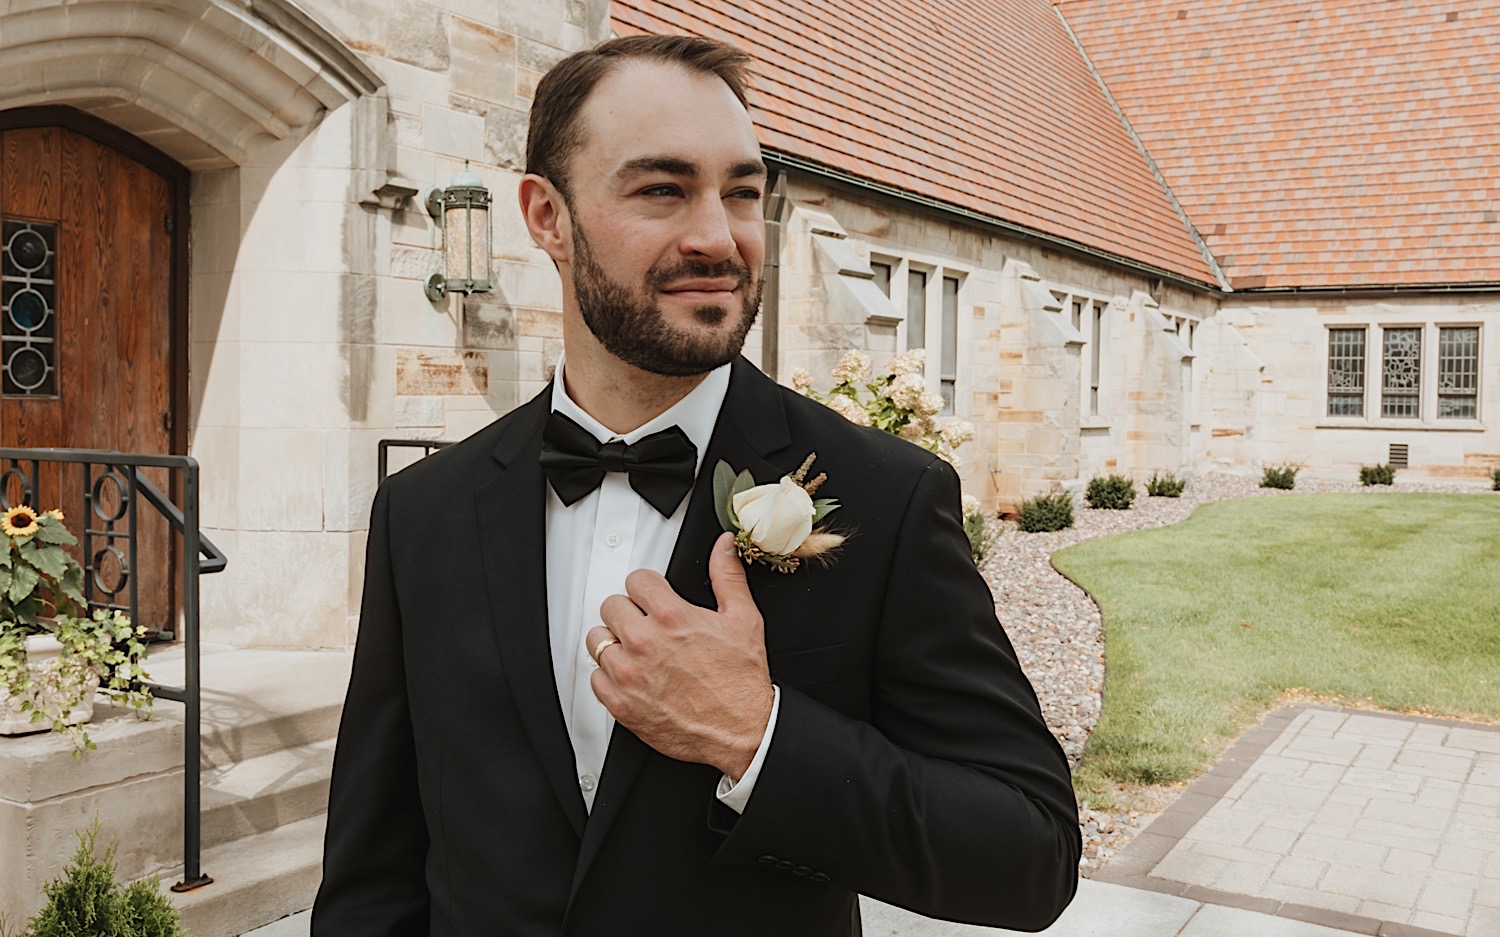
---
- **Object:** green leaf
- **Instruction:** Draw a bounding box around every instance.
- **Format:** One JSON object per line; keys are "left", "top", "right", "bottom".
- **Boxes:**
{"left": 21, "top": 542, "right": 69, "bottom": 580}
{"left": 0, "top": 544, "right": 11, "bottom": 568}
{"left": 7, "top": 563, "right": 38, "bottom": 605}
{"left": 731, "top": 469, "right": 756, "bottom": 499}
{"left": 34, "top": 522, "right": 76, "bottom": 546}
{"left": 712, "top": 462, "right": 737, "bottom": 533}
{"left": 0, "top": 566, "right": 9, "bottom": 595}
{"left": 811, "top": 498, "right": 841, "bottom": 524}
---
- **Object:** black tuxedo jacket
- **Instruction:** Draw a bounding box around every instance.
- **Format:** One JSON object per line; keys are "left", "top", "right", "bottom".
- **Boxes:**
{"left": 312, "top": 358, "right": 1079, "bottom": 937}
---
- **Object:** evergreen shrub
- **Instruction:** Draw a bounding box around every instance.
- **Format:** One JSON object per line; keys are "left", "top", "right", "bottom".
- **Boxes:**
{"left": 1493, "top": 467, "right": 1499, "bottom": 491}
{"left": 1359, "top": 464, "right": 1397, "bottom": 486}
{"left": 1018, "top": 493, "right": 1075, "bottom": 532}
{"left": 1085, "top": 474, "right": 1137, "bottom": 510}
{"left": 24, "top": 821, "right": 183, "bottom": 937}
{"left": 1261, "top": 464, "right": 1299, "bottom": 490}
{"left": 1145, "top": 472, "right": 1186, "bottom": 498}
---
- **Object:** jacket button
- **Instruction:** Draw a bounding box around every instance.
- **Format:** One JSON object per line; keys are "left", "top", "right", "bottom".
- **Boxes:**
{"left": 810, "top": 872, "right": 830, "bottom": 884}
{"left": 774, "top": 860, "right": 795, "bottom": 873}
{"left": 757, "top": 855, "right": 777, "bottom": 866}
{"left": 793, "top": 865, "right": 811, "bottom": 877}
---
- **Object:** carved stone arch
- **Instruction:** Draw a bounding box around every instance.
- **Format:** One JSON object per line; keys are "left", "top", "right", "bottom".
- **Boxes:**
{"left": 0, "top": 0, "right": 382, "bottom": 168}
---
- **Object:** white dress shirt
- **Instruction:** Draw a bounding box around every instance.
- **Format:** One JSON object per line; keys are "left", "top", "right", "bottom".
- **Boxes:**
{"left": 545, "top": 355, "right": 780, "bottom": 813}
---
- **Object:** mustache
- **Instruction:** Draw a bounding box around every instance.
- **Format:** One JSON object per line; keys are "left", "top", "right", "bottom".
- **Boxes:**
{"left": 645, "top": 259, "right": 752, "bottom": 292}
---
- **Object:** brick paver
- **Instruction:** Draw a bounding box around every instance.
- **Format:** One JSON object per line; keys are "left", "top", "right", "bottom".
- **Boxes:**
{"left": 1144, "top": 707, "right": 1500, "bottom": 936}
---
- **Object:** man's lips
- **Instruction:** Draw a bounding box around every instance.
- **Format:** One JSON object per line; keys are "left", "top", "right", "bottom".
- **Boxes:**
{"left": 659, "top": 280, "right": 741, "bottom": 302}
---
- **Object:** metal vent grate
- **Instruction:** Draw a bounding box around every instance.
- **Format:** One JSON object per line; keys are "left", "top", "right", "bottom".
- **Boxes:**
{"left": 1389, "top": 443, "right": 1409, "bottom": 468}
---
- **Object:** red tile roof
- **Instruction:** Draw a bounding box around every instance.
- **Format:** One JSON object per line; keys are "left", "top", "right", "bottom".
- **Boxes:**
{"left": 1060, "top": 0, "right": 1500, "bottom": 289}
{"left": 612, "top": 0, "right": 1220, "bottom": 286}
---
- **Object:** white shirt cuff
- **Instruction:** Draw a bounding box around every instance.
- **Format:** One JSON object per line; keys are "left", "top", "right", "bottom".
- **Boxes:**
{"left": 715, "top": 684, "right": 780, "bottom": 814}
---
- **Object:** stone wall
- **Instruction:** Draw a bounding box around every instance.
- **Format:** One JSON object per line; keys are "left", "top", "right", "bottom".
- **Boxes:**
{"left": 185, "top": 0, "right": 609, "bottom": 648}
{"left": 775, "top": 178, "right": 1222, "bottom": 508}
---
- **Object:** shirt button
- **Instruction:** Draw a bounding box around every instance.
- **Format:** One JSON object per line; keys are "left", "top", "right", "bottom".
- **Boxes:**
{"left": 605, "top": 531, "right": 621, "bottom": 547}
{"left": 579, "top": 773, "right": 597, "bottom": 792}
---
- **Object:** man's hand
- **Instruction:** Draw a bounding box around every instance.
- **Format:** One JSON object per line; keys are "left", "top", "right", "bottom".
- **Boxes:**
{"left": 587, "top": 532, "right": 775, "bottom": 779}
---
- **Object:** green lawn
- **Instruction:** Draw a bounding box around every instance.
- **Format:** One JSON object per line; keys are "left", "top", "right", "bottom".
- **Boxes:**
{"left": 1052, "top": 493, "right": 1500, "bottom": 808}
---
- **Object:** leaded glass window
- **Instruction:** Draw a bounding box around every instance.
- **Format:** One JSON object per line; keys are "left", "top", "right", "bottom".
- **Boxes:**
{"left": 940, "top": 276, "right": 958, "bottom": 413}
{"left": 1438, "top": 326, "right": 1479, "bottom": 419}
{"left": 1381, "top": 327, "right": 1422, "bottom": 419}
{"left": 1327, "top": 328, "right": 1366, "bottom": 417}
{"left": 2, "top": 219, "right": 58, "bottom": 397}
{"left": 906, "top": 269, "right": 927, "bottom": 351}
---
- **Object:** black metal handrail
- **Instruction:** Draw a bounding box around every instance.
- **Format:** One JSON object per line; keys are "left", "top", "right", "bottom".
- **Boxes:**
{"left": 0, "top": 447, "right": 225, "bottom": 892}
{"left": 377, "top": 438, "right": 454, "bottom": 482}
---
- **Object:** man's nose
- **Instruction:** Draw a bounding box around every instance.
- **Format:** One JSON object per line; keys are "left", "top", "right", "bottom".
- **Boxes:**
{"left": 678, "top": 195, "right": 736, "bottom": 262}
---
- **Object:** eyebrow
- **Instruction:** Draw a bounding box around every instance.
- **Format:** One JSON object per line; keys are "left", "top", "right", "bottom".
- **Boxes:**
{"left": 615, "top": 156, "right": 768, "bottom": 183}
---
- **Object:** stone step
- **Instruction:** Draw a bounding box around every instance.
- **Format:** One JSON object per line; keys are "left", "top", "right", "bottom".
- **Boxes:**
{"left": 201, "top": 736, "right": 336, "bottom": 850}
{"left": 149, "top": 646, "right": 353, "bottom": 769}
{"left": 167, "top": 812, "right": 326, "bottom": 937}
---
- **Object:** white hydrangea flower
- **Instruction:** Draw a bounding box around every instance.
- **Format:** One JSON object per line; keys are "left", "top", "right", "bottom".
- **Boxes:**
{"left": 886, "top": 373, "right": 926, "bottom": 410}
{"left": 887, "top": 348, "right": 925, "bottom": 376}
{"left": 916, "top": 392, "right": 945, "bottom": 418}
{"left": 790, "top": 369, "right": 814, "bottom": 392}
{"left": 940, "top": 420, "right": 974, "bottom": 448}
{"left": 831, "top": 350, "right": 872, "bottom": 385}
{"left": 898, "top": 422, "right": 924, "bottom": 440}
{"left": 824, "top": 394, "right": 872, "bottom": 426}
{"left": 961, "top": 494, "right": 982, "bottom": 517}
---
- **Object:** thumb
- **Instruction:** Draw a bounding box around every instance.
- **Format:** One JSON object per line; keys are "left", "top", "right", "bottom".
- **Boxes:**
{"left": 708, "top": 531, "right": 752, "bottom": 615}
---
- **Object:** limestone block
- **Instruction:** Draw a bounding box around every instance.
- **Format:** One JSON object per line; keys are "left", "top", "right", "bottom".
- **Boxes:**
{"left": 517, "top": 35, "right": 569, "bottom": 73}
{"left": 393, "top": 145, "right": 439, "bottom": 190}
{"left": 421, "top": 104, "right": 485, "bottom": 162}
{"left": 394, "top": 395, "right": 444, "bottom": 428}
{"left": 190, "top": 423, "right": 242, "bottom": 530}
{"left": 494, "top": 258, "right": 564, "bottom": 312}
{"left": 397, "top": 349, "right": 489, "bottom": 396}
{"left": 389, "top": 0, "right": 450, "bottom": 70}
{"left": 240, "top": 202, "right": 347, "bottom": 275}
{"left": 516, "top": 307, "right": 564, "bottom": 340}
{"left": 450, "top": 17, "right": 517, "bottom": 104}
{"left": 190, "top": 338, "right": 241, "bottom": 429}
{"left": 220, "top": 531, "right": 352, "bottom": 647}
{"left": 237, "top": 271, "right": 344, "bottom": 345}
{"left": 459, "top": 298, "right": 516, "bottom": 350}
{"left": 235, "top": 428, "right": 325, "bottom": 532}
{"left": 516, "top": 65, "right": 542, "bottom": 100}
{"left": 390, "top": 244, "right": 442, "bottom": 282}
{"left": 239, "top": 342, "right": 356, "bottom": 428}
{"left": 376, "top": 276, "right": 462, "bottom": 347}
{"left": 486, "top": 105, "right": 528, "bottom": 171}
{"left": 495, "top": 1, "right": 571, "bottom": 47}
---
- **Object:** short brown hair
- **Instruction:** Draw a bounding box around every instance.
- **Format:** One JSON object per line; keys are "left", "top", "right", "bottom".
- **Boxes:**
{"left": 525, "top": 35, "right": 753, "bottom": 202}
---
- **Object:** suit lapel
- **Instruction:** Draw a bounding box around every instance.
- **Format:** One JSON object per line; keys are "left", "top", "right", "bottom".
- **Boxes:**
{"left": 570, "top": 358, "right": 792, "bottom": 902}
{"left": 474, "top": 384, "right": 589, "bottom": 839}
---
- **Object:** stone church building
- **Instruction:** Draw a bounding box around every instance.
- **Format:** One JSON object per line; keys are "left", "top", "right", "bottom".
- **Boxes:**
{"left": 0, "top": 0, "right": 1494, "bottom": 929}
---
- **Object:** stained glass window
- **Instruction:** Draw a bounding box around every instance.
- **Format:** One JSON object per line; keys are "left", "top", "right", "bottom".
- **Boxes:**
{"left": 2, "top": 219, "right": 58, "bottom": 397}
{"left": 1327, "top": 328, "right": 1366, "bottom": 417}
{"left": 1381, "top": 327, "right": 1422, "bottom": 419}
{"left": 1437, "top": 327, "right": 1479, "bottom": 419}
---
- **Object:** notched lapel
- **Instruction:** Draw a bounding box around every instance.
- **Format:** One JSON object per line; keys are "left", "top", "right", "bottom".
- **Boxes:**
{"left": 474, "top": 389, "right": 588, "bottom": 839}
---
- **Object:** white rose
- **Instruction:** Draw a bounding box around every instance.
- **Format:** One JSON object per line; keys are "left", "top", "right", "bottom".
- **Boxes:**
{"left": 733, "top": 477, "right": 815, "bottom": 556}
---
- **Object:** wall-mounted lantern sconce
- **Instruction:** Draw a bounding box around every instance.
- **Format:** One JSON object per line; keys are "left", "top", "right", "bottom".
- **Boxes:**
{"left": 424, "top": 165, "right": 493, "bottom": 303}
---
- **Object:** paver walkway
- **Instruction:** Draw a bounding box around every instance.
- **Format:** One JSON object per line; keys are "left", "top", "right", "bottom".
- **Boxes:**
{"left": 1100, "top": 704, "right": 1500, "bottom": 937}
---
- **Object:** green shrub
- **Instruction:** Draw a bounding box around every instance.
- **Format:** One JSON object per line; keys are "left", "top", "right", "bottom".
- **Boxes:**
{"left": 1493, "top": 467, "right": 1499, "bottom": 491}
{"left": 1145, "top": 472, "right": 1186, "bottom": 498}
{"left": 25, "top": 820, "right": 183, "bottom": 937}
{"left": 961, "top": 499, "right": 1000, "bottom": 566}
{"left": 1018, "top": 493, "right": 1075, "bottom": 532}
{"left": 1359, "top": 463, "right": 1397, "bottom": 486}
{"left": 1085, "top": 474, "right": 1137, "bottom": 510}
{"left": 1261, "top": 464, "right": 1299, "bottom": 490}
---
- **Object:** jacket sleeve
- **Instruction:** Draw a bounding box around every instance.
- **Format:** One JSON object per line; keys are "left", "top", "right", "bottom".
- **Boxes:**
{"left": 311, "top": 483, "right": 432, "bottom": 936}
{"left": 712, "top": 457, "right": 1081, "bottom": 931}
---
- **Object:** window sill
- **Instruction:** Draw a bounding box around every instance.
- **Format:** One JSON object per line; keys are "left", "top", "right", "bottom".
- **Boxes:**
{"left": 1080, "top": 417, "right": 1111, "bottom": 431}
{"left": 1315, "top": 420, "right": 1487, "bottom": 432}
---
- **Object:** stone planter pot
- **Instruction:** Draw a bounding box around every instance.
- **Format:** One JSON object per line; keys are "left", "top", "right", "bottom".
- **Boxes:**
{"left": 0, "top": 635, "right": 100, "bottom": 736}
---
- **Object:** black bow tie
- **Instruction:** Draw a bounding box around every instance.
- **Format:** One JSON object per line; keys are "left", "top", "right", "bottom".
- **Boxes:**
{"left": 539, "top": 411, "right": 698, "bottom": 518}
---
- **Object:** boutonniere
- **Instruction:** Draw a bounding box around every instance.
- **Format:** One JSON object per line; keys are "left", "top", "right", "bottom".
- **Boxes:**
{"left": 714, "top": 454, "right": 846, "bottom": 574}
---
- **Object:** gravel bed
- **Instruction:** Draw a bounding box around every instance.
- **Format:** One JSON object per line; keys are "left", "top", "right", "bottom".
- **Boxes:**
{"left": 977, "top": 469, "right": 1494, "bottom": 875}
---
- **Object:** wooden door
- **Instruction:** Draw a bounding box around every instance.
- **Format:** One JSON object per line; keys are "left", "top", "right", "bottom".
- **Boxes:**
{"left": 0, "top": 120, "right": 181, "bottom": 636}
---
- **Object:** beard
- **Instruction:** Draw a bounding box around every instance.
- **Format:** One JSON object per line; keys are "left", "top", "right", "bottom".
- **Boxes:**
{"left": 571, "top": 221, "right": 762, "bottom": 377}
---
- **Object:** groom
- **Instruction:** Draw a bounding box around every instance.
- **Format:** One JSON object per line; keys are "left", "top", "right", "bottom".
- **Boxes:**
{"left": 312, "top": 34, "right": 1079, "bottom": 937}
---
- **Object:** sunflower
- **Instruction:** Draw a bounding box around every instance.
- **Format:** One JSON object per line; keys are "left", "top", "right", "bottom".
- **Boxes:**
{"left": 1, "top": 505, "right": 41, "bottom": 537}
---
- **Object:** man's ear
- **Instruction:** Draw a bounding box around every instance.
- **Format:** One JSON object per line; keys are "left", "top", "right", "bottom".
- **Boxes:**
{"left": 518, "top": 174, "right": 571, "bottom": 265}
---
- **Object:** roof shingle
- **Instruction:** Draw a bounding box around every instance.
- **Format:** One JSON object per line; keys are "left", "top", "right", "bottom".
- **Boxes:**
{"left": 1060, "top": 0, "right": 1500, "bottom": 289}
{"left": 613, "top": 0, "right": 1219, "bottom": 285}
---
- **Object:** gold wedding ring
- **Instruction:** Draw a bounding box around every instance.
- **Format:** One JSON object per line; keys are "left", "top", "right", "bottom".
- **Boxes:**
{"left": 590, "top": 636, "right": 618, "bottom": 665}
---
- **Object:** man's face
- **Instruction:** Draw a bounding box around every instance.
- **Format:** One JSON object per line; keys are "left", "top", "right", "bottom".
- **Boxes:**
{"left": 559, "top": 60, "right": 767, "bottom": 377}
